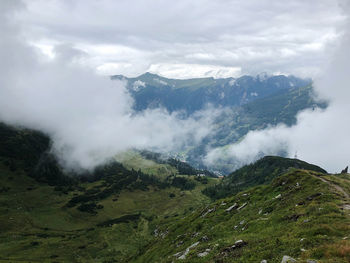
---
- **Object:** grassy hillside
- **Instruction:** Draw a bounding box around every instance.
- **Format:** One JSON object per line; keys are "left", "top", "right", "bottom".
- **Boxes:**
{"left": 203, "top": 156, "right": 327, "bottom": 199}
{"left": 0, "top": 123, "right": 217, "bottom": 262}
{"left": 0, "top": 162, "right": 215, "bottom": 262}
{"left": 134, "top": 169, "right": 350, "bottom": 263}
{"left": 1, "top": 123, "right": 349, "bottom": 262}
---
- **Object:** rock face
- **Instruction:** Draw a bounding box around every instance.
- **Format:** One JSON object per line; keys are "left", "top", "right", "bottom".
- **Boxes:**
{"left": 237, "top": 202, "right": 247, "bottom": 210}
{"left": 197, "top": 248, "right": 211, "bottom": 257}
{"left": 174, "top": 241, "right": 200, "bottom": 260}
{"left": 225, "top": 203, "right": 238, "bottom": 212}
{"left": 281, "top": 255, "right": 297, "bottom": 263}
{"left": 341, "top": 166, "right": 348, "bottom": 174}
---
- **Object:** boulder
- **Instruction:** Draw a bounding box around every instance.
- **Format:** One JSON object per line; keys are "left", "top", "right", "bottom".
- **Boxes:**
{"left": 197, "top": 248, "right": 211, "bottom": 257}
{"left": 274, "top": 194, "right": 282, "bottom": 199}
{"left": 233, "top": 239, "right": 247, "bottom": 248}
{"left": 201, "top": 235, "right": 209, "bottom": 242}
{"left": 341, "top": 166, "right": 348, "bottom": 174}
{"left": 237, "top": 202, "right": 247, "bottom": 210}
{"left": 281, "top": 255, "right": 297, "bottom": 263}
{"left": 176, "top": 241, "right": 200, "bottom": 260}
{"left": 225, "top": 203, "right": 237, "bottom": 212}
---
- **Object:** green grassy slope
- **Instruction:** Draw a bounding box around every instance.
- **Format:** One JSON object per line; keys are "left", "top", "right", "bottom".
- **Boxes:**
{"left": 203, "top": 156, "right": 327, "bottom": 199}
{"left": 115, "top": 151, "right": 179, "bottom": 178}
{"left": 1, "top": 158, "right": 349, "bottom": 262}
{"left": 0, "top": 162, "right": 215, "bottom": 262}
{"left": 134, "top": 170, "right": 350, "bottom": 263}
{"left": 0, "top": 123, "right": 218, "bottom": 262}
{"left": 0, "top": 123, "right": 348, "bottom": 262}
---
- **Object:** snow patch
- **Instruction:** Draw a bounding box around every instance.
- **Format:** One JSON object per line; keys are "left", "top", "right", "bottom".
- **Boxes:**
{"left": 132, "top": 80, "right": 146, "bottom": 91}
{"left": 229, "top": 78, "right": 236, "bottom": 86}
{"left": 154, "top": 78, "right": 168, "bottom": 85}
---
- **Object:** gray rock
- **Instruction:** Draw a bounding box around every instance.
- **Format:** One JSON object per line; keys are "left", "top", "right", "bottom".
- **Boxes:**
{"left": 237, "top": 202, "right": 247, "bottom": 210}
{"left": 225, "top": 203, "right": 237, "bottom": 212}
{"left": 341, "top": 166, "right": 348, "bottom": 174}
{"left": 281, "top": 255, "right": 297, "bottom": 263}
{"left": 261, "top": 260, "right": 267, "bottom": 263}
{"left": 197, "top": 248, "right": 211, "bottom": 257}
{"left": 201, "top": 208, "right": 214, "bottom": 218}
{"left": 197, "top": 251, "right": 209, "bottom": 257}
{"left": 274, "top": 194, "right": 282, "bottom": 199}
{"left": 201, "top": 235, "right": 209, "bottom": 242}
{"left": 177, "top": 241, "right": 200, "bottom": 260}
{"left": 307, "top": 260, "right": 317, "bottom": 263}
{"left": 233, "top": 239, "right": 246, "bottom": 248}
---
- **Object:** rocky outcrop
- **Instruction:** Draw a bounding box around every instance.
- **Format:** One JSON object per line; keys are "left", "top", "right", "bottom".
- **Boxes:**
{"left": 341, "top": 166, "right": 348, "bottom": 174}
{"left": 174, "top": 242, "right": 200, "bottom": 260}
{"left": 281, "top": 255, "right": 297, "bottom": 263}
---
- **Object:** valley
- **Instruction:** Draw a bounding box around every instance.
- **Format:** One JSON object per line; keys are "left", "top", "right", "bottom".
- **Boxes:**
{"left": 0, "top": 123, "right": 349, "bottom": 262}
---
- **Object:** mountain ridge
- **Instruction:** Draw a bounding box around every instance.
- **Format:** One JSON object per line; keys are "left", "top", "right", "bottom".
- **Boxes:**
{"left": 112, "top": 72, "right": 312, "bottom": 113}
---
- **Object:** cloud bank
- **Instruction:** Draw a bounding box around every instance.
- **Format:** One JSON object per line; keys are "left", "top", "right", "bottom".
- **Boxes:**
{"left": 16, "top": 0, "right": 345, "bottom": 78}
{"left": 205, "top": 2, "right": 350, "bottom": 173}
{"left": 0, "top": 1, "right": 218, "bottom": 170}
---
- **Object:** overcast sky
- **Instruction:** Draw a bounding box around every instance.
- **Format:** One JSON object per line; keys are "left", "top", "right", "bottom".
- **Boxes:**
{"left": 14, "top": 0, "right": 346, "bottom": 79}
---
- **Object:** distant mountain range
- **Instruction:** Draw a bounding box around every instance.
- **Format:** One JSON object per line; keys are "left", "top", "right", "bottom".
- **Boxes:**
{"left": 112, "top": 73, "right": 325, "bottom": 173}
{"left": 112, "top": 72, "right": 311, "bottom": 114}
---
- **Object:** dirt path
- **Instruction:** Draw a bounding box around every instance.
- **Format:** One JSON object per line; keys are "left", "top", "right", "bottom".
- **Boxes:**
{"left": 315, "top": 175, "right": 350, "bottom": 211}
{"left": 317, "top": 176, "right": 349, "bottom": 199}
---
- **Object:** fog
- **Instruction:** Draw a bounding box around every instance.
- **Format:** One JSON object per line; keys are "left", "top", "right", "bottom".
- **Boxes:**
{"left": 205, "top": 2, "right": 350, "bottom": 173}
{"left": 0, "top": 1, "right": 219, "bottom": 170}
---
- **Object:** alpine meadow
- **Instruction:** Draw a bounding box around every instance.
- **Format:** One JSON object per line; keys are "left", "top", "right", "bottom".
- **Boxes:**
{"left": 0, "top": 1, "right": 349, "bottom": 262}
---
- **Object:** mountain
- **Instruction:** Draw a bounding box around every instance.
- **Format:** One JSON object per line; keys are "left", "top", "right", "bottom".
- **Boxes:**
{"left": 112, "top": 72, "right": 311, "bottom": 114}
{"left": 186, "top": 85, "right": 327, "bottom": 173}
{"left": 0, "top": 123, "right": 216, "bottom": 262}
{"left": 112, "top": 73, "right": 325, "bottom": 173}
{"left": 203, "top": 156, "right": 327, "bottom": 199}
{"left": 1, "top": 132, "right": 349, "bottom": 262}
{"left": 134, "top": 168, "right": 350, "bottom": 263}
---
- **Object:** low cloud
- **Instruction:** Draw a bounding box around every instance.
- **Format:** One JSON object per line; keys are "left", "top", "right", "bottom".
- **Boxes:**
{"left": 0, "top": 1, "right": 219, "bottom": 171}
{"left": 205, "top": 2, "right": 350, "bottom": 173}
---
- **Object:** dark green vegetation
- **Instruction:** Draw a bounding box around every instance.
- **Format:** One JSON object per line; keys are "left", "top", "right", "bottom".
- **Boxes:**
{"left": 203, "top": 156, "right": 327, "bottom": 199}
{"left": 135, "top": 169, "right": 350, "bottom": 263}
{"left": 1, "top": 123, "right": 349, "bottom": 262}
{"left": 0, "top": 123, "right": 215, "bottom": 262}
{"left": 0, "top": 123, "right": 72, "bottom": 186}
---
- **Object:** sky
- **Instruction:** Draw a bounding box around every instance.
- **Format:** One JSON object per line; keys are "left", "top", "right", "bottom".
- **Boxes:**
{"left": 0, "top": 0, "right": 220, "bottom": 170}
{"left": 205, "top": 0, "right": 350, "bottom": 173}
{"left": 14, "top": 0, "right": 346, "bottom": 79}
{"left": 1, "top": 0, "right": 350, "bottom": 173}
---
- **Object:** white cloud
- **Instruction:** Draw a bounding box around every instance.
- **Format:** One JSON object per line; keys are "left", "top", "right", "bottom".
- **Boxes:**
{"left": 148, "top": 63, "right": 241, "bottom": 79}
{"left": 205, "top": 2, "right": 350, "bottom": 173}
{"left": 15, "top": 0, "right": 346, "bottom": 78}
{"left": 0, "top": 0, "right": 219, "bottom": 171}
